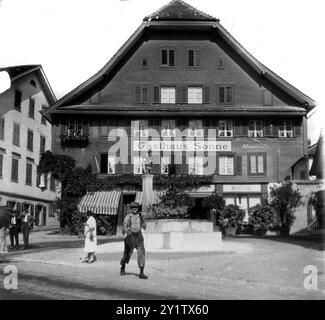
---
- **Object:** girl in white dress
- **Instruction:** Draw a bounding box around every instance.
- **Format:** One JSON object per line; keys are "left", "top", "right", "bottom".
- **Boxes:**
{"left": 82, "top": 211, "right": 97, "bottom": 263}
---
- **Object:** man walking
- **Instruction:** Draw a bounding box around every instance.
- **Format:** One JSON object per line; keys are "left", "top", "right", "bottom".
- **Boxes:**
{"left": 9, "top": 211, "right": 20, "bottom": 249}
{"left": 21, "top": 210, "right": 33, "bottom": 249}
{"left": 120, "top": 202, "right": 148, "bottom": 279}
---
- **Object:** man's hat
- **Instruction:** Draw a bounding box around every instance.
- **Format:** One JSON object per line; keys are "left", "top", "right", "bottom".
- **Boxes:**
{"left": 130, "top": 202, "right": 140, "bottom": 208}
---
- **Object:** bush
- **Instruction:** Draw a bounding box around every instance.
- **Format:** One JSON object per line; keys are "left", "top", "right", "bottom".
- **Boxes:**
{"left": 248, "top": 205, "right": 275, "bottom": 235}
{"left": 145, "top": 203, "right": 190, "bottom": 220}
{"left": 202, "top": 194, "right": 225, "bottom": 211}
{"left": 269, "top": 181, "right": 302, "bottom": 234}
{"left": 159, "top": 190, "right": 194, "bottom": 208}
{"left": 218, "top": 204, "right": 245, "bottom": 229}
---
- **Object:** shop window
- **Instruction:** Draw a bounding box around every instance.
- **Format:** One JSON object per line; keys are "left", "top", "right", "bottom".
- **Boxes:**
{"left": 218, "top": 120, "right": 233, "bottom": 137}
{"left": 219, "top": 155, "right": 234, "bottom": 175}
{"left": 132, "top": 120, "right": 148, "bottom": 138}
{"left": 161, "top": 120, "right": 176, "bottom": 137}
{"left": 248, "top": 120, "right": 263, "bottom": 138}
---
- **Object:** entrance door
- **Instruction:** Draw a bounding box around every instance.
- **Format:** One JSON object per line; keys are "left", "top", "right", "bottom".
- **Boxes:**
{"left": 236, "top": 196, "right": 249, "bottom": 222}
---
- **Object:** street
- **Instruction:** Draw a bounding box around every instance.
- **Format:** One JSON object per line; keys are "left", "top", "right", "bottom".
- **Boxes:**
{"left": 0, "top": 231, "right": 324, "bottom": 300}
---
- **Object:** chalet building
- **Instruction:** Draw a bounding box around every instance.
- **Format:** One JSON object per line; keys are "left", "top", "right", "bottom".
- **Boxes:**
{"left": 0, "top": 65, "right": 59, "bottom": 229}
{"left": 44, "top": 0, "right": 316, "bottom": 229}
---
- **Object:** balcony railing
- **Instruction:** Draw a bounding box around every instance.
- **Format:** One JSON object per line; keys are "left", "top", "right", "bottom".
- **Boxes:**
{"left": 60, "top": 133, "right": 89, "bottom": 148}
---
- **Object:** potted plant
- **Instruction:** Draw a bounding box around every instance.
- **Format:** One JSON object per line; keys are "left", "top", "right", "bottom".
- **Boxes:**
{"left": 248, "top": 205, "right": 275, "bottom": 236}
{"left": 218, "top": 204, "right": 245, "bottom": 236}
{"left": 269, "top": 180, "right": 302, "bottom": 236}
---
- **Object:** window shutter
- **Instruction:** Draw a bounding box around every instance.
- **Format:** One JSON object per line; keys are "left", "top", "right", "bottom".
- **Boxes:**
{"left": 134, "top": 86, "right": 141, "bottom": 103}
{"left": 153, "top": 86, "right": 160, "bottom": 103}
{"left": 235, "top": 155, "right": 242, "bottom": 175}
{"left": 180, "top": 86, "right": 187, "bottom": 104}
{"left": 234, "top": 119, "right": 242, "bottom": 136}
{"left": 203, "top": 86, "right": 210, "bottom": 104}
{"left": 142, "top": 86, "right": 149, "bottom": 103}
{"left": 195, "top": 49, "right": 202, "bottom": 67}
{"left": 294, "top": 120, "right": 302, "bottom": 137}
{"left": 241, "top": 119, "right": 248, "bottom": 137}
{"left": 264, "top": 120, "right": 272, "bottom": 137}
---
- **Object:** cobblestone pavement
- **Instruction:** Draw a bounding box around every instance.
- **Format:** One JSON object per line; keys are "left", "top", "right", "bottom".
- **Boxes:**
{"left": 0, "top": 231, "right": 324, "bottom": 300}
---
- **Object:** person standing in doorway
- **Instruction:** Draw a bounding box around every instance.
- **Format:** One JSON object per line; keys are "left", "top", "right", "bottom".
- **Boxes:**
{"left": 21, "top": 210, "right": 34, "bottom": 250}
{"left": 120, "top": 202, "right": 148, "bottom": 279}
{"left": 9, "top": 211, "right": 21, "bottom": 249}
{"left": 82, "top": 211, "right": 97, "bottom": 263}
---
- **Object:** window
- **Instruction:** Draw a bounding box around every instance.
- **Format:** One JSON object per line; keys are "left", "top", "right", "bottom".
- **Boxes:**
{"left": 0, "top": 117, "right": 4, "bottom": 140}
{"left": 161, "top": 49, "right": 175, "bottom": 67}
{"left": 279, "top": 120, "right": 293, "bottom": 138}
{"left": 29, "top": 98, "right": 35, "bottom": 119}
{"left": 218, "top": 120, "right": 233, "bottom": 137}
{"left": 133, "top": 120, "right": 148, "bottom": 138}
{"left": 187, "top": 49, "right": 202, "bottom": 67}
{"left": 14, "top": 89, "right": 22, "bottom": 111}
{"left": 161, "top": 156, "right": 170, "bottom": 174}
{"left": 13, "top": 123, "right": 20, "bottom": 146}
{"left": 27, "top": 129, "right": 33, "bottom": 152}
{"left": 188, "top": 87, "right": 202, "bottom": 104}
{"left": 30, "top": 80, "right": 37, "bottom": 88}
{"left": 217, "top": 85, "right": 233, "bottom": 104}
{"left": 219, "top": 155, "right": 234, "bottom": 175}
{"left": 262, "top": 90, "right": 273, "bottom": 106}
{"left": 161, "top": 120, "right": 176, "bottom": 137}
{"left": 188, "top": 120, "right": 203, "bottom": 137}
{"left": 217, "top": 57, "right": 225, "bottom": 69}
{"left": 189, "top": 156, "right": 203, "bottom": 175}
{"left": 248, "top": 120, "right": 263, "bottom": 138}
{"left": 142, "top": 58, "right": 148, "bottom": 69}
{"left": 40, "top": 136, "right": 46, "bottom": 155}
{"left": 248, "top": 153, "right": 266, "bottom": 175}
{"left": 160, "top": 87, "right": 176, "bottom": 104}
{"left": 50, "top": 176, "right": 56, "bottom": 192}
{"left": 41, "top": 105, "right": 47, "bottom": 125}
{"left": 0, "top": 153, "right": 3, "bottom": 179}
{"left": 67, "top": 120, "right": 83, "bottom": 136}
{"left": 11, "top": 157, "right": 19, "bottom": 182}
{"left": 133, "top": 155, "right": 145, "bottom": 174}
{"left": 107, "top": 156, "right": 115, "bottom": 174}
{"left": 25, "top": 162, "right": 33, "bottom": 186}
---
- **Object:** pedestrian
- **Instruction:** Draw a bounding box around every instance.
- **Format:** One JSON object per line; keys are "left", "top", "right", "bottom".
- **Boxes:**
{"left": 21, "top": 210, "right": 34, "bottom": 250}
{"left": 9, "top": 211, "right": 21, "bottom": 249}
{"left": 120, "top": 201, "right": 148, "bottom": 279}
{"left": 0, "top": 226, "right": 8, "bottom": 261}
{"left": 82, "top": 211, "right": 97, "bottom": 263}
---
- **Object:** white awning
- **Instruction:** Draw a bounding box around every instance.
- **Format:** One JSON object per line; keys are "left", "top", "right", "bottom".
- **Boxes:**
{"left": 78, "top": 191, "right": 122, "bottom": 215}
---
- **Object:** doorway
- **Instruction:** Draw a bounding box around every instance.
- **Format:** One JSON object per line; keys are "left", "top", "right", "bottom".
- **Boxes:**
{"left": 188, "top": 197, "right": 209, "bottom": 220}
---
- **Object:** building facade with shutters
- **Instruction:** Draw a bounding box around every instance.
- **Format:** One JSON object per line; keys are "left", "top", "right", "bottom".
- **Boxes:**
{"left": 0, "top": 65, "right": 59, "bottom": 229}
{"left": 44, "top": 0, "right": 316, "bottom": 225}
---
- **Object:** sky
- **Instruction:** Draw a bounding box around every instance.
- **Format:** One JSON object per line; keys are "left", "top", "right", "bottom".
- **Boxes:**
{"left": 0, "top": 0, "right": 324, "bottom": 143}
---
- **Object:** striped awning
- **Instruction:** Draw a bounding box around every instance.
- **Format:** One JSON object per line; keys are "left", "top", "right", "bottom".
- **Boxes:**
{"left": 78, "top": 191, "right": 121, "bottom": 215}
{"left": 135, "top": 190, "right": 166, "bottom": 205}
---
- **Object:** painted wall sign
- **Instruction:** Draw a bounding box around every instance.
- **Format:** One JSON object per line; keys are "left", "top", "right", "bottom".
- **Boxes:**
{"left": 242, "top": 143, "right": 269, "bottom": 150}
{"left": 223, "top": 184, "right": 262, "bottom": 193}
{"left": 133, "top": 140, "right": 231, "bottom": 152}
{"left": 187, "top": 185, "right": 215, "bottom": 193}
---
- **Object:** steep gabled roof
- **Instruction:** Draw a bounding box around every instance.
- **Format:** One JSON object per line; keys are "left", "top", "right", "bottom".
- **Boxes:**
{"left": 0, "top": 64, "right": 57, "bottom": 105}
{"left": 143, "top": 0, "right": 218, "bottom": 22}
{"left": 44, "top": 1, "right": 316, "bottom": 120}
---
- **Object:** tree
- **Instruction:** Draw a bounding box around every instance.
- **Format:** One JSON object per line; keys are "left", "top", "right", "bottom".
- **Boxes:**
{"left": 269, "top": 181, "right": 302, "bottom": 235}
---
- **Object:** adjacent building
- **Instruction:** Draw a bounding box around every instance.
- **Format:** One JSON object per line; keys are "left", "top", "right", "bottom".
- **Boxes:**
{"left": 0, "top": 65, "right": 59, "bottom": 229}
{"left": 43, "top": 0, "right": 316, "bottom": 231}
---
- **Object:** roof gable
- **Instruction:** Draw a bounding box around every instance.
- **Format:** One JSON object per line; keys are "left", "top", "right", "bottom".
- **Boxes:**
{"left": 144, "top": 0, "right": 217, "bottom": 22}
